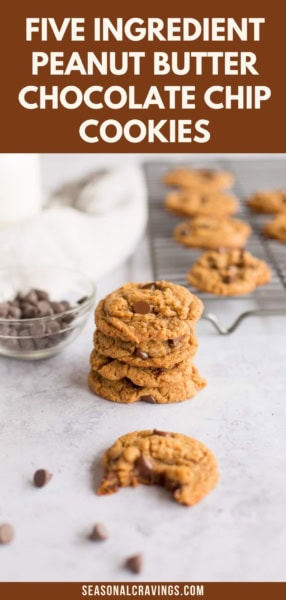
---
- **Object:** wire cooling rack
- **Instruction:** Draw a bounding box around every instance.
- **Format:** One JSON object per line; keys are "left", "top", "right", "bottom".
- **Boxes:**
{"left": 144, "top": 160, "right": 286, "bottom": 334}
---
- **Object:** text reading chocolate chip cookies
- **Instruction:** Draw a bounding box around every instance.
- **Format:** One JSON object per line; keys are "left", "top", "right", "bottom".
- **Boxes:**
{"left": 18, "top": 16, "right": 272, "bottom": 146}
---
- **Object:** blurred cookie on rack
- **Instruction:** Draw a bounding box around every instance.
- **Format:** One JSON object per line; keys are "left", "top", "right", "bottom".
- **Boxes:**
{"left": 165, "top": 189, "right": 238, "bottom": 218}
{"left": 187, "top": 249, "right": 271, "bottom": 296}
{"left": 163, "top": 167, "right": 234, "bottom": 192}
{"left": 174, "top": 216, "right": 252, "bottom": 250}
{"left": 247, "top": 190, "right": 286, "bottom": 214}
{"left": 263, "top": 214, "right": 286, "bottom": 243}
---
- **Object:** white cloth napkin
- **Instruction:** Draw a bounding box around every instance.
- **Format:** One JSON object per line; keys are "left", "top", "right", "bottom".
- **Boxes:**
{"left": 0, "top": 165, "right": 148, "bottom": 281}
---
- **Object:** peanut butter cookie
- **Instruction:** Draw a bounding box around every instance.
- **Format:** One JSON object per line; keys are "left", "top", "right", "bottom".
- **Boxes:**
{"left": 88, "top": 367, "right": 206, "bottom": 404}
{"left": 163, "top": 168, "right": 234, "bottom": 191}
{"left": 165, "top": 190, "right": 238, "bottom": 218}
{"left": 97, "top": 429, "right": 218, "bottom": 506}
{"left": 174, "top": 216, "right": 251, "bottom": 250}
{"left": 93, "top": 329, "right": 198, "bottom": 368}
{"left": 95, "top": 281, "right": 203, "bottom": 343}
{"left": 247, "top": 190, "right": 286, "bottom": 214}
{"left": 187, "top": 249, "right": 271, "bottom": 295}
{"left": 90, "top": 349, "right": 200, "bottom": 388}
{"left": 263, "top": 214, "right": 286, "bottom": 243}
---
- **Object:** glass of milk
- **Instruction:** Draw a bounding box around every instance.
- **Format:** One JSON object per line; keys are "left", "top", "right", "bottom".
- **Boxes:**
{"left": 0, "top": 154, "right": 43, "bottom": 225}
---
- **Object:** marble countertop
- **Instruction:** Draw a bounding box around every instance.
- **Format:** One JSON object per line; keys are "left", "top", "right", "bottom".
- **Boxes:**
{"left": 1, "top": 156, "right": 286, "bottom": 582}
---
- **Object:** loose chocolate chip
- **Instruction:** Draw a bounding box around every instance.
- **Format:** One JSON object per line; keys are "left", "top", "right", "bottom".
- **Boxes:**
{"left": 125, "top": 554, "right": 143, "bottom": 574}
{"left": 168, "top": 337, "right": 181, "bottom": 348}
{"left": 60, "top": 301, "right": 71, "bottom": 310}
{"left": 45, "top": 320, "right": 61, "bottom": 335}
{"left": 35, "top": 289, "right": 50, "bottom": 301}
{"left": 29, "top": 321, "right": 45, "bottom": 337}
{"left": 4, "top": 340, "right": 20, "bottom": 351}
{"left": 61, "top": 313, "right": 75, "bottom": 325}
{"left": 21, "top": 303, "right": 39, "bottom": 319}
{"left": 7, "top": 306, "right": 22, "bottom": 319}
{"left": 89, "top": 523, "right": 108, "bottom": 541}
{"left": 0, "top": 323, "right": 10, "bottom": 336}
{"left": 18, "top": 327, "right": 31, "bottom": 337}
{"left": 4, "top": 329, "right": 20, "bottom": 350}
{"left": 24, "top": 290, "right": 38, "bottom": 304}
{"left": 0, "top": 523, "right": 14, "bottom": 545}
{"left": 20, "top": 339, "right": 35, "bottom": 351}
{"left": 38, "top": 301, "right": 54, "bottom": 317}
{"left": 133, "top": 348, "right": 149, "bottom": 360}
{"left": 141, "top": 283, "right": 157, "bottom": 290}
{"left": 51, "top": 302, "right": 65, "bottom": 314}
{"left": 33, "top": 469, "right": 53, "bottom": 488}
{"left": 140, "top": 395, "right": 156, "bottom": 404}
{"left": 133, "top": 301, "right": 151, "bottom": 315}
{"left": 0, "top": 302, "right": 10, "bottom": 318}
{"left": 35, "top": 338, "right": 50, "bottom": 350}
{"left": 15, "top": 291, "right": 26, "bottom": 302}
{"left": 153, "top": 429, "right": 171, "bottom": 437}
{"left": 180, "top": 229, "right": 188, "bottom": 236}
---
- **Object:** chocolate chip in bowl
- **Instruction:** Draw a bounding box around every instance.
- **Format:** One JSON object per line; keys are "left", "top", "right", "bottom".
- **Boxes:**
{"left": 0, "top": 265, "right": 96, "bottom": 359}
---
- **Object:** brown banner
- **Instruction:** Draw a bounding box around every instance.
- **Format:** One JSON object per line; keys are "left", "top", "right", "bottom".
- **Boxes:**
{"left": 0, "top": 0, "right": 286, "bottom": 152}
{"left": 1, "top": 583, "right": 286, "bottom": 600}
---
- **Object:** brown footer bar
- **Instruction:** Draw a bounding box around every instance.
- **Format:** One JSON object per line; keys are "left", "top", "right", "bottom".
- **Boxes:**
{"left": 0, "top": 583, "right": 286, "bottom": 600}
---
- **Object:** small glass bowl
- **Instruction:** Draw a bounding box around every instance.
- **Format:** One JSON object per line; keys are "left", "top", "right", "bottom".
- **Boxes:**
{"left": 0, "top": 265, "right": 96, "bottom": 360}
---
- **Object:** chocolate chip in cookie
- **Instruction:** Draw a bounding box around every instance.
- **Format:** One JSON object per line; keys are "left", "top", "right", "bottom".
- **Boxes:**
{"left": 168, "top": 337, "right": 182, "bottom": 347}
{"left": 222, "top": 274, "right": 233, "bottom": 284}
{"left": 136, "top": 454, "right": 153, "bottom": 479}
{"left": 140, "top": 395, "right": 156, "bottom": 404}
{"left": 132, "top": 301, "right": 151, "bottom": 315}
{"left": 141, "top": 283, "right": 157, "bottom": 290}
{"left": 133, "top": 348, "right": 149, "bottom": 360}
{"left": 153, "top": 429, "right": 171, "bottom": 437}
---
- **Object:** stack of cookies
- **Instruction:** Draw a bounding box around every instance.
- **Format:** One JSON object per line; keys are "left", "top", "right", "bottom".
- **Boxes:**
{"left": 89, "top": 280, "right": 206, "bottom": 404}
